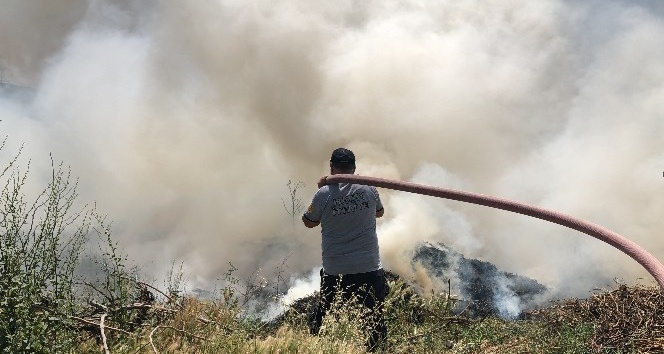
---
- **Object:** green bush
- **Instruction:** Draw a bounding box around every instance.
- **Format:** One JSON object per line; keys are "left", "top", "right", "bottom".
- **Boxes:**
{"left": 0, "top": 143, "right": 146, "bottom": 353}
{"left": 0, "top": 149, "right": 89, "bottom": 353}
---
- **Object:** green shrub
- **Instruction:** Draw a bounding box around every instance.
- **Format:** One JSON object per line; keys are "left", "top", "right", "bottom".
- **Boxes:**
{"left": 0, "top": 150, "right": 89, "bottom": 353}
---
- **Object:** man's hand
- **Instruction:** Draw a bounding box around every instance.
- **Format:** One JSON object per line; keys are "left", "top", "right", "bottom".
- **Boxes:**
{"left": 317, "top": 175, "right": 328, "bottom": 189}
{"left": 302, "top": 215, "right": 320, "bottom": 228}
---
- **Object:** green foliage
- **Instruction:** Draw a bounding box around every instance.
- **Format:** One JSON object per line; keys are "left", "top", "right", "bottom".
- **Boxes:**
{"left": 0, "top": 148, "right": 89, "bottom": 353}
{"left": 80, "top": 213, "right": 146, "bottom": 326}
{"left": 0, "top": 142, "right": 152, "bottom": 353}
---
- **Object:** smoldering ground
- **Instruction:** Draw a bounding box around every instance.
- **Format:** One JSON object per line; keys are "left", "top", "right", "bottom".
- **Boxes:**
{"left": 1, "top": 0, "right": 663, "bottom": 306}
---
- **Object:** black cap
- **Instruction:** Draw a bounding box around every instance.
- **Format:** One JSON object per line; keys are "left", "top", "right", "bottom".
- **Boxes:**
{"left": 330, "top": 148, "right": 355, "bottom": 165}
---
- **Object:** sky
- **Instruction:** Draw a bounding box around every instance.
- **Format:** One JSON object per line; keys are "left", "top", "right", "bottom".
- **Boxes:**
{"left": 1, "top": 0, "right": 663, "bottom": 300}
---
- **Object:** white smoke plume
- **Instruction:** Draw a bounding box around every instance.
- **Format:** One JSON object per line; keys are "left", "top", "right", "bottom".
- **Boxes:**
{"left": 263, "top": 267, "right": 321, "bottom": 321}
{"left": 492, "top": 274, "right": 522, "bottom": 321}
{"left": 1, "top": 1, "right": 663, "bottom": 301}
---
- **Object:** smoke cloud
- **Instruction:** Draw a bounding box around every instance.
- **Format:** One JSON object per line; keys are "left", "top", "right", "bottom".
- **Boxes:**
{"left": 1, "top": 0, "right": 663, "bottom": 299}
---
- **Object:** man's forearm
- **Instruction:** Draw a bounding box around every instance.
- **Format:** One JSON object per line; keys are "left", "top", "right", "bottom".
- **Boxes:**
{"left": 302, "top": 215, "right": 320, "bottom": 228}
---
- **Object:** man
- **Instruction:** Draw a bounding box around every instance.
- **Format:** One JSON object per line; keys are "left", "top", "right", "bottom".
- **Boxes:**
{"left": 302, "top": 147, "right": 387, "bottom": 351}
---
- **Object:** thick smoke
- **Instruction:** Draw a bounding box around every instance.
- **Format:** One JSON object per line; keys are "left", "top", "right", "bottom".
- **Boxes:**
{"left": 1, "top": 1, "right": 663, "bottom": 299}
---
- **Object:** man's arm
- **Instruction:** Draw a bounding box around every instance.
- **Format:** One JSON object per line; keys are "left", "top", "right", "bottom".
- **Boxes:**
{"left": 302, "top": 214, "right": 320, "bottom": 228}
{"left": 371, "top": 186, "right": 384, "bottom": 219}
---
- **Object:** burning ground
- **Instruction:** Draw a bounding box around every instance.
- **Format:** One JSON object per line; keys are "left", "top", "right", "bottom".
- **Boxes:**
{"left": 412, "top": 242, "right": 547, "bottom": 319}
{"left": 270, "top": 266, "right": 664, "bottom": 353}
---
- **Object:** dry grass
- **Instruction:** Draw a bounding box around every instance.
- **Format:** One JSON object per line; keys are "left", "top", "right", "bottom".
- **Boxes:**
{"left": 529, "top": 283, "right": 664, "bottom": 353}
{"left": 71, "top": 280, "right": 664, "bottom": 354}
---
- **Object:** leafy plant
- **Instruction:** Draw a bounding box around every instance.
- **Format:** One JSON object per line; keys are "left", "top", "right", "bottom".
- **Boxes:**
{"left": 0, "top": 148, "right": 90, "bottom": 353}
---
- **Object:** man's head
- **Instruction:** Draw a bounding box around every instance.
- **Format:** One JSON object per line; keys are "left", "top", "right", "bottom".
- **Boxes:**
{"left": 330, "top": 148, "right": 356, "bottom": 174}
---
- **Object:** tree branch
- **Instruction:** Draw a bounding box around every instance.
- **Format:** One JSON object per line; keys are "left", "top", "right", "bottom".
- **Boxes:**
{"left": 100, "top": 313, "right": 111, "bottom": 354}
{"left": 71, "top": 316, "right": 134, "bottom": 336}
{"left": 150, "top": 325, "right": 160, "bottom": 354}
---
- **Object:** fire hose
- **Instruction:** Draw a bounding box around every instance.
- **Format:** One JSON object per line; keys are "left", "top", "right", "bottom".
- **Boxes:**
{"left": 324, "top": 174, "right": 664, "bottom": 290}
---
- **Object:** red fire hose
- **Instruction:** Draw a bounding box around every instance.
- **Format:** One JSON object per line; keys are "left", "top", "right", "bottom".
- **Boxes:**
{"left": 324, "top": 174, "right": 664, "bottom": 289}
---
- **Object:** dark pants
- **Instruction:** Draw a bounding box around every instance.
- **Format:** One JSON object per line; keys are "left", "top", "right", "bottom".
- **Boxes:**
{"left": 310, "top": 268, "right": 388, "bottom": 351}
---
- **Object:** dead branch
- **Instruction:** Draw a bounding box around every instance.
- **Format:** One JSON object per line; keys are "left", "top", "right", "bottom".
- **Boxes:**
{"left": 197, "top": 316, "right": 213, "bottom": 324}
{"left": 149, "top": 325, "right": 160, "bottom": 354}
{"left": 100, "top": 313, "right": 111, "bottom": 354}
{"left": 79, "top": 281, "right": 115, "bottom": 304}
{"left": 89, "top": 299, "right": 108, "bottom": 313}
{"left": 119, "top": 275, "right": 179, "bottom": 306}
{"left": 116, "top": 303, "right": 178, "bottom": 313}
{"left": 71, "top": 316, "right": 134, "bottom": 336}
